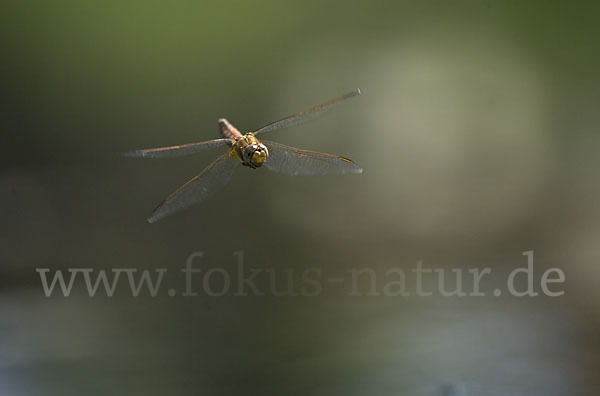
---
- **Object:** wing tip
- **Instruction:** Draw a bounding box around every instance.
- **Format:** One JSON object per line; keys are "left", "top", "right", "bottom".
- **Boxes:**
{"left": 339, "top": 157, "right": 363, "bottom": 174}
{"left": 343, "top": 88, "right": 362, "bottom": 100}
{"left": 123, "top": 150, "right": 143, "bottom": 158}
{"left": 147, "top": 207, "right": 165, "bottom": 223}
{"left": 147, "top": 201, "right": 167, "bottom": 223}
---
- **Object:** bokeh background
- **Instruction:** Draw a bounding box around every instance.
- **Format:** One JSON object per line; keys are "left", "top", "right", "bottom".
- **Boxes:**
{"left": 1, "top": 1, "right": 600, "bottom": 395}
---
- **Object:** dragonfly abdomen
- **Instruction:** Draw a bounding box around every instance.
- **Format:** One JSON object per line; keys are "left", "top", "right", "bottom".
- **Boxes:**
{"left": 218, "top": 118, "right": 243, "bottom": 140}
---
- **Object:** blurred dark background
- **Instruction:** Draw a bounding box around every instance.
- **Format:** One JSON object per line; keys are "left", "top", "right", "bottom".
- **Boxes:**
{"left": 1, "top": 1, "right": 599, "bottom": 395}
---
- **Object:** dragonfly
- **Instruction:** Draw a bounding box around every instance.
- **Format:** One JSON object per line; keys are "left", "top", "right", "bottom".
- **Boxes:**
{"left": 124, "top": 89, "right": 363, "bottom": 223}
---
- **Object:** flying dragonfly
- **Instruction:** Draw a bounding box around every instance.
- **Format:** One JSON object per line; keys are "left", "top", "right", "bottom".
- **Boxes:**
{"left": 124, "top": 89, "right": 363, "bottom": 223}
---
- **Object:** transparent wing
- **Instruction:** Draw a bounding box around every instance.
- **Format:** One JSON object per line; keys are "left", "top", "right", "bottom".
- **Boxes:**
{"left": 263, "top": 141, "right": 362, "bottom": 176}
{"left": 147, "top": 153, "right": 238, "bottom": 223}
{"left": 123, "top": 138, "right": 233, "bottom": 158}
{"left": 253, "top": 89, "right": 361, "bottom": 135}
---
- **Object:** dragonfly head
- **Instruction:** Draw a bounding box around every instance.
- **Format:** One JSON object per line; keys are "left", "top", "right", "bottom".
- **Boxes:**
{"left": 243, "top": 143, "right": 269, "bottom": 168}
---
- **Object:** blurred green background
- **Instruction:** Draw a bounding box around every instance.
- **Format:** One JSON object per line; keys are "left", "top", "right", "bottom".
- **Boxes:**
{"left": 1, "top": 1, "right": 600, "bottom": 395}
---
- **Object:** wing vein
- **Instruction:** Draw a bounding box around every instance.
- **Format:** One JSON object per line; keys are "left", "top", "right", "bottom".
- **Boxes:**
{"left": 124, "top": 138, "right": 233, "bottom": 158}
{"left": 253, "top": 89, "right": 361, "bottom": 135}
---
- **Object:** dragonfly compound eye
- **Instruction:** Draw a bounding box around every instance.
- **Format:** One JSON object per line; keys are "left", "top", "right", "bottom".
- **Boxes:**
{"left": 243, "top": 145, "right": 258, "bottom": 162}
{"left": 250, "top": 146, "right": 268, "bottom": 167}
{"left": 251, "top": 150, "right": 266, "bottom": 165}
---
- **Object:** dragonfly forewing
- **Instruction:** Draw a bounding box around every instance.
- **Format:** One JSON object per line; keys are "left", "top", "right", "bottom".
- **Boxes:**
{"left": 123, "top": 138, "right": 233, "bottom": 158}
{"left": 253, "top": 89, "right": 361, "bottom": 135}
{"left": 147, "top": 153, "right": 238, "bottom": 223}
{"left": 263, "top": 141, "right": 362, "bottom": 176}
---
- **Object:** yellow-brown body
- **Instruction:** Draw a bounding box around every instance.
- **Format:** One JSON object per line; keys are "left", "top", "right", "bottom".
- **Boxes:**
{"left": 219, "top": 118, "right": 268, "bottom": 168}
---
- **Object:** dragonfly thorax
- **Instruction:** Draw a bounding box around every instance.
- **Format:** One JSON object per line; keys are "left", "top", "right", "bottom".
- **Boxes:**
{"left": 231, "top": 133, "right": 269, "bottom": 169}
